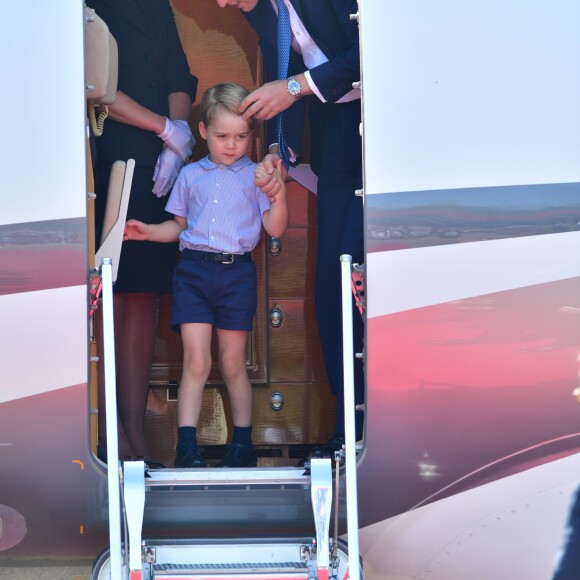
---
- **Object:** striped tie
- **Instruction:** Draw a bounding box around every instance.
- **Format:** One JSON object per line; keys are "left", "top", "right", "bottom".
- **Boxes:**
{"left": 276, "top": 0, "right": 291, "bottom": 168}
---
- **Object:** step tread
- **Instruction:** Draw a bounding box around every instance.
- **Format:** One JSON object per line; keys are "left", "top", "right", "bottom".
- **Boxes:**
{"left": 154, "top": 562, "right": 308, "bottom": 571}
{"left": 145, "top": 467, "right": 309, "bottom": 487}
{"left": 152, "top": 561, "right": 310, "bottom": 580}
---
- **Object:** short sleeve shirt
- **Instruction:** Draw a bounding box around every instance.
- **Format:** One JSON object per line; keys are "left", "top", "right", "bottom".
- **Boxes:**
{"left": 165, "top": 155, "right": 272, "bottom": 254}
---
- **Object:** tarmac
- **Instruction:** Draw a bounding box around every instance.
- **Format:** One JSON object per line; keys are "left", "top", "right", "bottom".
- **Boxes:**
{"left": 0, "top": 565, "right": 92, "bottom": 580}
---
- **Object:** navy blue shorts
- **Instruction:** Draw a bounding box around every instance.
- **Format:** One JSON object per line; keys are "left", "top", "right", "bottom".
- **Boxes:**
{"left": 171, "top": 251, "right": 257, "bottom": 332}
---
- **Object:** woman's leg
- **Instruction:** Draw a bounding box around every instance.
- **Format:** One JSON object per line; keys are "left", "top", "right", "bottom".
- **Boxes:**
{"left": 115, "top": 291, "right": 159, "bottom": 459}
{"left": 96, "top": 293, "right": 133, "bottom": 459}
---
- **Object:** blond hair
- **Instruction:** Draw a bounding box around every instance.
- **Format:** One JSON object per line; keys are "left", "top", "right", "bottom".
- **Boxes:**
{"left": 200, "top": 82, "right": 256, "bottom": 129}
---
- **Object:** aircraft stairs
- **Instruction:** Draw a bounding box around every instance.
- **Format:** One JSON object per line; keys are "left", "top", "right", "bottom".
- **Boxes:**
{"left": 91, "top": 457, "right": 353, "bottom": 580}
{"left": 94, "top": 257, "right": 362, "bottom": 580}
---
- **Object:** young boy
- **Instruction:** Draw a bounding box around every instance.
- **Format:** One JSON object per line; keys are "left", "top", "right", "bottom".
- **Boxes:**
{"left": 124, "top": 83, "right": 288, "bottom": 468}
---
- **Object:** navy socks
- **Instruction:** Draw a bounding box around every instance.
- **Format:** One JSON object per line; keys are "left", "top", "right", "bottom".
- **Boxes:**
{"left": 232, "top": 425, "right": 252, "bottom": 448}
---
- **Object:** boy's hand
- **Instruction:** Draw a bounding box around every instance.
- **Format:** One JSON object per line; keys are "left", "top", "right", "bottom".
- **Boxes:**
{"left": 254, "top": 164, "right": 271, "bottom": 189}
{"left": 124, "top": 219, "right": 150, "bottom": 241}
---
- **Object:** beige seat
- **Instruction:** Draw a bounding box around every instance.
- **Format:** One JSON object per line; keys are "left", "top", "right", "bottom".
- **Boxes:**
{"left": 86, "top": 3, "right": 127, "bottom": 279}
{"left": 95, "top": 159, "right": 135, "bottom": 283}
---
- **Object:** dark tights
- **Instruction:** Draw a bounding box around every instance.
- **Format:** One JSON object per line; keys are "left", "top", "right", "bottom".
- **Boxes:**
{"left": 97, "top": 292, "right": 158, "bottom": 460}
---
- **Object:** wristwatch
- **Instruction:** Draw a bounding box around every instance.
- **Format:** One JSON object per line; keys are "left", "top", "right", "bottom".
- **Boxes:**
{"left": 286, "top": 76, "right": 302, "bottom": 100}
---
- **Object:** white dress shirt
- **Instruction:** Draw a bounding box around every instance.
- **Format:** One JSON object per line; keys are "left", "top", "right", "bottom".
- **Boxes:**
{"left": 271, "top": 0, "right": 360, "bottom": 103}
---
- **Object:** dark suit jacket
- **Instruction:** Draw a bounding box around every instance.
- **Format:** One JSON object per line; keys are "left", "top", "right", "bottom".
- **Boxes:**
{"left": 244, "top": 0, "right": 360, "bottom": 170}
{"left": 88, "top": 0, "right": 198, "bottom": 166}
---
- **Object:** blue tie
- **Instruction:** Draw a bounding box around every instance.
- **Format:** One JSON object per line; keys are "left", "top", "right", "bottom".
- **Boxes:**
{"left": 276, "top": 0, "right": 291, "bottom": 168}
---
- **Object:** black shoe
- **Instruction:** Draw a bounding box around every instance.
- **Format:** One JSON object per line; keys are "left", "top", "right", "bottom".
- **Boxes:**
{"left": 144, "top": 459, "right": 165, "bottom": 470}
{"left": 297, "top": 434, "right": 345, "bottom": 467}
{"left": 216, "top": 443, "right": 257, "bottom": 468}
{"left": 174, "top": 443, "right": 207, "bottom": 468}
{"left": 97, "top": 442, "right": 107, "bottom": 463}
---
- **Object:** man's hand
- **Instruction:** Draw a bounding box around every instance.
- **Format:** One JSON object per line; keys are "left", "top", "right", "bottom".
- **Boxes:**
{"left": 157, "top": 118, "right": 195, "bottom": 161}
{"left": 256, "top": 157, "right": 286, "bottom": 201}
{"left": 152, "top": 146, "right": 184, "bottom": 197}
{"left": 124, "top": 219, "right": 150, "bottom": 241}
{"left": 254, "top": 152, "right": 288, "bottom": 196}
{"left": 240, "top": 80, "right": 296, "bottom": 121}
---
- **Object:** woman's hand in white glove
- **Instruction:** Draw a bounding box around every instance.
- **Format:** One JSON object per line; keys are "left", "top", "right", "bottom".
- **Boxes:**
{"left": 152, "top": 145, "right": 184, "bottom": 197}
{"left": 157, "top": 117, "right": 195, "bottom": 162}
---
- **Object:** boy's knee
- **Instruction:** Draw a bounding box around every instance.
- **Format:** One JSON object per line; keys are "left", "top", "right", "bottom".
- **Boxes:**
{"left": 219, "top": 356, "right": 246, "bottom": 382}
{"left": 183, "top": 353, "right": 212, "bottom": 379}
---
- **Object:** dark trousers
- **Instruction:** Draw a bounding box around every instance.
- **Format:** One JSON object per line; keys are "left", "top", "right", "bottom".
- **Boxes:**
{"left": 315, "top": 100, "right": 365, "bottom": 439}
{"left": 553, "top": 484, "right": 580, "bottom": 579}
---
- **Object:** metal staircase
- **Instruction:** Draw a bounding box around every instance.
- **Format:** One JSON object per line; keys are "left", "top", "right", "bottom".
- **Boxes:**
{"left": 93, "top": 257, "right": 362, "bottom": 580}
{"left": 105, "top": 458, "right": 338, "bottom": 580}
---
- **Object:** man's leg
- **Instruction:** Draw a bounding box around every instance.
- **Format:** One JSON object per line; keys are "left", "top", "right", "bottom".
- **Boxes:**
{"left": 315, "top": 101, "right": 365, "bottom": 442}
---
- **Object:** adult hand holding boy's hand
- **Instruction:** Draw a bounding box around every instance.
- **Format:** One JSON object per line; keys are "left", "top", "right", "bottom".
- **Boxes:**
{"left": 260, "top": 158, "right": 288, "bottom": 239}
{"left": 152, "top": 146, "right": 184, "bottom": 197}
{"left": 256, "top": 159, "right": 286, "bottom": 204}
{"left": 157, "top": 117, "right": 195, "bottom": 161}
{"left": 255, "top": 152, "right": 287, "bottom": 197}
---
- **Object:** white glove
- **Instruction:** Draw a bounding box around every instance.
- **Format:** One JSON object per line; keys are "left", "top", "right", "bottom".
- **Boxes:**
{"left": 157, "top": 117, "right": 195, "bottom": 162}
{"left": 152, "top": 145, "right": 184, "bottom": 197}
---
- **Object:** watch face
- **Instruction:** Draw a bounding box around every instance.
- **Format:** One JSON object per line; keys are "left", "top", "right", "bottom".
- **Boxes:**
{"left": 287, "top": 77, "right": 301, "bottom": 98}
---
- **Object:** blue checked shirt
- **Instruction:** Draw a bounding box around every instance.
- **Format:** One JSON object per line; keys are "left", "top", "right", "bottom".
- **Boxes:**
{"left": 165, "top": 155, "right": 272, "bottom": 254}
